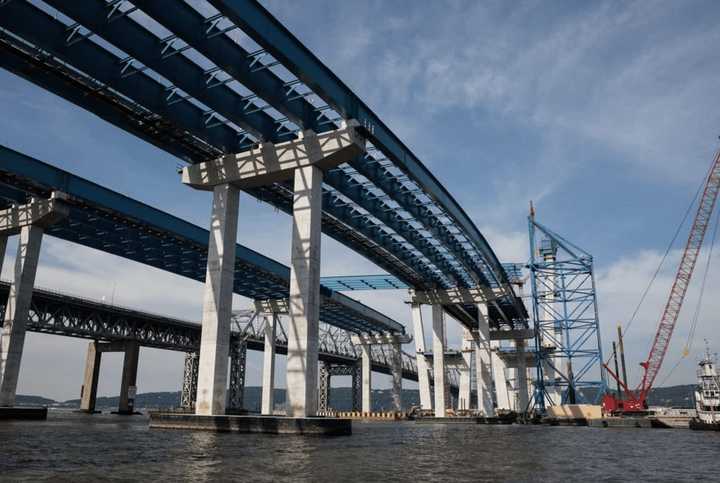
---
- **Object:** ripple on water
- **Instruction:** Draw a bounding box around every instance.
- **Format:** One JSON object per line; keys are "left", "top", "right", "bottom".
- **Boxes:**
{"left": 0, "top": 412, "right": 719, "bottom": 482}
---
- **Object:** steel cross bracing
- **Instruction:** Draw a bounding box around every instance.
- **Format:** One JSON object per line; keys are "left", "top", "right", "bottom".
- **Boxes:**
{"left": 0, "top": 281, "right": 463, "bottom": 385}
{"left": 0, "top": 0, "right": 524, "bottom": 327}
{"left": 527, "top": 219, "right": 607, "bottom": 411}
{"left": 0, "top": 145, "right": 403, "bottom": 334}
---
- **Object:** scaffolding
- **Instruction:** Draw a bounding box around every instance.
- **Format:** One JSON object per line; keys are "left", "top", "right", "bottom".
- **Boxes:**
{"left": 528, "top": 211, "right": 607, "bottom": 412}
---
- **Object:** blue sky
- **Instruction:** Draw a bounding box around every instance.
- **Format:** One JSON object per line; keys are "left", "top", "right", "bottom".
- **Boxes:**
{"left": 1, "top": 0, "right": 719, "bottom": 400}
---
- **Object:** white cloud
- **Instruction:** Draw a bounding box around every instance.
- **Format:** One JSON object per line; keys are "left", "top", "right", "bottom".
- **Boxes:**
{"left": 595, "top": 246, "right": 720, "bottom": 388}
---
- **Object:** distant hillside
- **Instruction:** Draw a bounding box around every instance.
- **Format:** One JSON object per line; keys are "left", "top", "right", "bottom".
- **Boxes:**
{"left": 15, "top": 395, "right": 56, "bottom": 407}
{"left": 17, "top": 384, "right": 696, "bottom": 411}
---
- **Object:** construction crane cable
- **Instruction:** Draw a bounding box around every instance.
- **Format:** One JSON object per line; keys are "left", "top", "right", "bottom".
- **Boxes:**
{"left": 657, "top": 206, "right": 718, "bottom": 388}
{"left": 685, "top": 202, "right": 720, "bottom": 352}
{"left": 623, "top": 161, "right": 713, "bottom": 336}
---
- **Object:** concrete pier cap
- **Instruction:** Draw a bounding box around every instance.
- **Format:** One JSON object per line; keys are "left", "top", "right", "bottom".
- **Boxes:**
{"left": 181, "top": 120, "right": 366, "bottom": 191}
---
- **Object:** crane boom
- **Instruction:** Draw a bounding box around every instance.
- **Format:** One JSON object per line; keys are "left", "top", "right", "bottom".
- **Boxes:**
{"left": 639, "top": 149, "right": 720, "bottom": 399}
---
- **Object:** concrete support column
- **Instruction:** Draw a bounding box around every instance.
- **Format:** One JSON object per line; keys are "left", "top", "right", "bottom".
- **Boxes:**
{"left": 196, "top": 184, "right": 239, "bottom": 416}
{"left": 431, "top": 305, "right": 446, "bottom": 417}
{"left": 0, "top": 225, "right": 43, "bottom": 407}
{"left": 260, "top": 314, "right": 277, "bottom": 415}
{"left": 360, "top": 342, "right": 372, "bottom": 413}
{"left": 286, "top": 165, "right": 322, "bottom": 417}
{"left": 515, "top": 339, "right": 529, "bottom": 413}
{"left": 458, "top": 329, "right": 473, "bottom": 412}
{"left": 181, "top": 352, "right": 199, "bottom": 410}
{"left": 80, "top": 341, "right": 101, "bottom": 413}
{"left": 390, "top": 341, "right": 402, "bottom": 412}
{"left": 118, "top": 341, "right": 140, "bottom": 414}
{"left": 492, "top": 340, "right": 511, "bottom": 412}
{"left": 475, "top": 303, "right": 494, "bottom": 416}
{"left": 411, "top": 303, "right": 432, "bottom": 410}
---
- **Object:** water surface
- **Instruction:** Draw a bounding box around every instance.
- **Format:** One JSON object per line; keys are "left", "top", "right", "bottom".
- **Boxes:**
{"left": 1, "top": 411, "right": 719, "bottom": 481}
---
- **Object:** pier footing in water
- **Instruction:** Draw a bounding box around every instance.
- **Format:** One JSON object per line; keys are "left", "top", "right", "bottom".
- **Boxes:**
{"left": 149, "top": 412, "right": 351, "bottom": 435}
{"left": 0, "top": 406, "right": 47, "bottom": 420}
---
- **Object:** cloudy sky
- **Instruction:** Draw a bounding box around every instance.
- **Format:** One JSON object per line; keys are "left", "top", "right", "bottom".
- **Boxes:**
{"left": 1, "top": 0, "right": 719, "bottom": 401}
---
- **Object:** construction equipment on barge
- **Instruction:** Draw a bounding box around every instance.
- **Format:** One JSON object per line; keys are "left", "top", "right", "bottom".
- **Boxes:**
{"left": 603, "top": 148, "right": 720, "bottom": 414}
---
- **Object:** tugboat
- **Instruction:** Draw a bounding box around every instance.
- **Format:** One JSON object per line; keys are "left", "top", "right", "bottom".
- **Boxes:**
{"left": 689, "top": 342, "right": 720, "bottom": 431}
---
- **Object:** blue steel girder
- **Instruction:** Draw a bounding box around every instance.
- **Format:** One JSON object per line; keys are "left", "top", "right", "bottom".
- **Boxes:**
{"left": 234, "top": 182, "right": 431, "bottom": 287}
{"left": 207, "top": 0, "right": 513, "bottom": 291}
{"left": 324, "top": 166, "right": 471, "bottom": 287}
{"left": 130, "top": 0, "right": 324, "bottom": 133}
{"left": 127, "top": 0, "right": 480, "bottom": 290}
{"left": 320, "top": 188, "right": 447, "bottom": 288}
{"left": 0, "top": 0, "right": 518, "bottom": 318}
{"left": 0, "top": 3, "right": 451, "bottom": 290}
{"left": 0, "top": 31, "right": 217, "bottom": 162}
{"left": 0, "top": 1, "right": 242, "bottom": 153}
{"left": 351, "top": 155, "right": 495, "bottom": 286}
{"left": 0, "top": 145, "right": 404, "bottom": 334}
{"left": 42, "top": 0, "right": 283, "bottom": 143}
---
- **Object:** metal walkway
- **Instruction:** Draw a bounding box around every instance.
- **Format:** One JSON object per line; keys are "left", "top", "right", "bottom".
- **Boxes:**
{"left": 0, "top": 0, "right": 525, "bottom": 328}
{"left": 0, "top": 145, "right": 403, "bottom": 334}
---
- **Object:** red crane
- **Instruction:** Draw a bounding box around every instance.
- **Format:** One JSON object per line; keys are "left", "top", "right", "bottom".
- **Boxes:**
{"left": 603, "top": 148, "right": 720, "bottom": 413}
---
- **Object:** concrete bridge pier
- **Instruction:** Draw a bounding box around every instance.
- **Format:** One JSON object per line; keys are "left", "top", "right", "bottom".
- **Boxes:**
{"left": 359, "top": 338, "right": 372, "bottom": 413}
{"left": 0, "top": 226, "right": 43, "bottom": 407}
{"left": 180, "top": 121, "right": 366, "bottom": 421}
{"left": 180, "top": 351, "right": 199, "bottom": 410}
{"left": 491, "top": 339, "right": 511, "bottom": 412}
{"left": 514, "top": 339, "right": 530, "bottom": 412}
{"left": 80, "top": 341, "right": 101, "bottom": 413}
{"left": 351, "top": 333, "right": 410, "bottom": 414}
{"left": 117, "top": 341, "right": 140, "bottom": 415}
{"left": 411, "top": 304, "right": 432, "bottom": 411}
{"left": 0, "top": 194, "right": 67, "bottom": 409}
{"left": 431, "top": 304, "right": 447, "bottom": 417}
{"left": 259, "top": 311, "right": 278, "bottom": 415}
{"left": 286, "top": 162, "right": 323, "bottom": 417}
{"left": 79, "top": 340, "right": 141, "bottom": 414}
{"left": 475, "top": 303, "right": 495, "bottom": 417}
{"left": 458, "top": 329, "right": 473, "bottom": 412}
{"left": 195, "top": 183, "right": 239, "bottom": 416}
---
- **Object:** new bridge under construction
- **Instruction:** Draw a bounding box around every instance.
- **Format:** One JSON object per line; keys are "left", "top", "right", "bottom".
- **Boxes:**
{"left": 0, "top": 0, "right": 717, "bottom": 446}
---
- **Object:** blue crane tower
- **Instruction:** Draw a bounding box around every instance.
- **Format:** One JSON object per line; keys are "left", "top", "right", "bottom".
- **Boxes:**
{"left": 527, "top": 206, "right": 607, "bottom": 412}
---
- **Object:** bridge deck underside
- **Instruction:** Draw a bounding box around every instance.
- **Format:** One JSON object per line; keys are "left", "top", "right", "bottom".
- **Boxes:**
{"left": 0, "top": 0, "right": 525, "bottom": 328}
{"left": 0, "top": 147, "right": 403, "bottom": 334}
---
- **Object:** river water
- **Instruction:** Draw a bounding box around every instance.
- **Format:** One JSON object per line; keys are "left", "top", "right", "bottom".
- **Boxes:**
{"left": 1, "top": 411, "right": 719, "bottom": 481}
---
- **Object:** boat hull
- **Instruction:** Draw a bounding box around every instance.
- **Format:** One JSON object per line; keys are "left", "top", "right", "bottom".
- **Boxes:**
{"left": 689, "top": 418, "right": 720, "bottom": 431}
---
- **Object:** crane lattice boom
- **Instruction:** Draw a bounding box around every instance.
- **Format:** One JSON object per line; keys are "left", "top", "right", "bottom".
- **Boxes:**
{"left": 639, "top": 149, "right": 720, "bottom": 399}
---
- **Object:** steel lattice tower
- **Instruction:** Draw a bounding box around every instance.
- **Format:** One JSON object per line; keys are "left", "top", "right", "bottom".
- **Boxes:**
{"left": 528, "top": 212, "right": 607, "bottom": 412}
